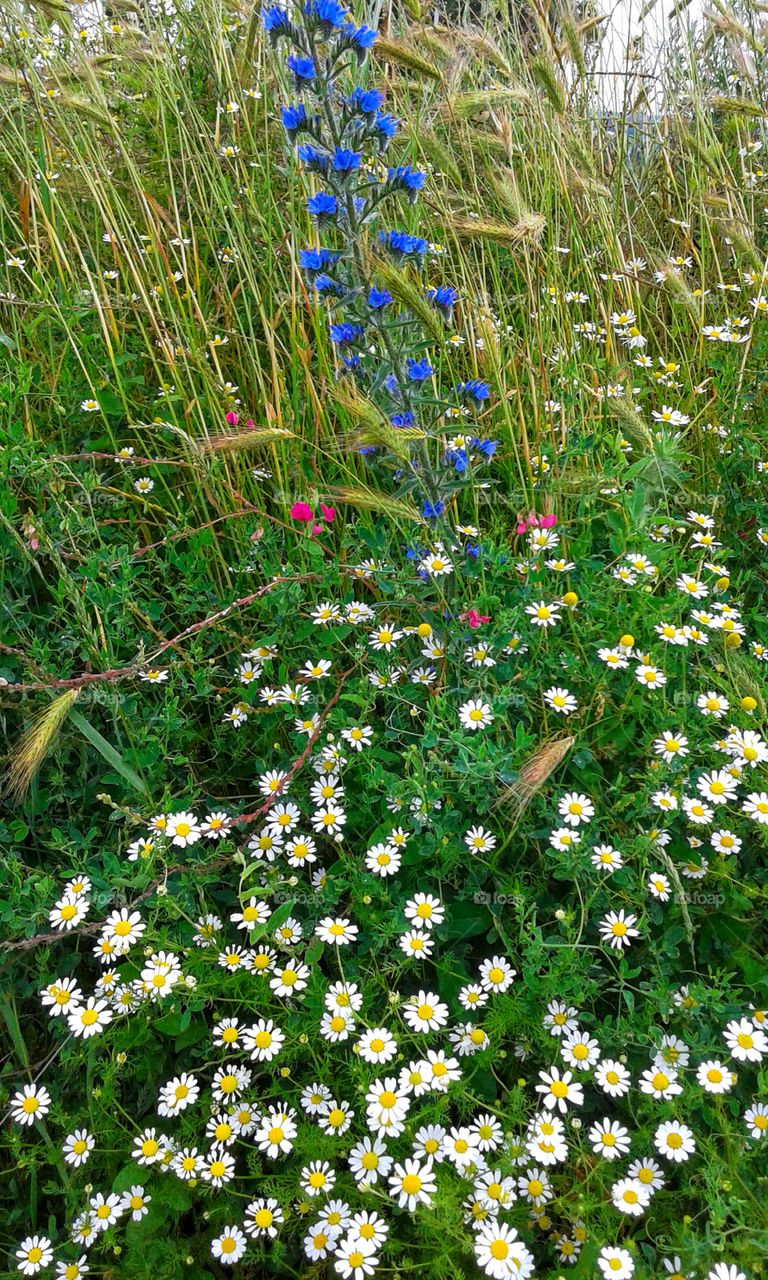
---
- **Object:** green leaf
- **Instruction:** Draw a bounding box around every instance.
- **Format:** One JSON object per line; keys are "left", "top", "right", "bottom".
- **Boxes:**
{"left": 266, "top": 899, "right": 297, "bottom": 932}
{"left": 154, "top": 1008, "right": 192, "bottom": 1037}
{"left": 69, "top": 710, "right": 150, "bottom": 797}
{"left": 304, "top": 938, "right": 324, "bottom": 966}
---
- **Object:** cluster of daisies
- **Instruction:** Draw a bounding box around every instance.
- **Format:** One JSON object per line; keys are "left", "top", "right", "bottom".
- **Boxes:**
{"left": 13, "top": 837, "right": 767, "bottom": 1280}
{"left": 10, "top": 495, "right": 765, "bottom": 1275}
{"left": 203, "top": 505, "right": 768, "bottom": 757}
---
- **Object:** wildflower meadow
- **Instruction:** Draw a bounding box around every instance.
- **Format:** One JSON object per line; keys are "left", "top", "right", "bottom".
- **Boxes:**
{"left": 0, "top": 0, "right": 767, "bottom": 1277}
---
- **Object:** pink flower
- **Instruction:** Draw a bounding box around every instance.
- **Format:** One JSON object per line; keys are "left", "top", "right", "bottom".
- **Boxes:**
{"left": 517, "top": 511, "right": 557, "bottom": 534}
{"left": 466, "top": 609, "right": 490, "bottom": 628}
{"left": 245, "top": 418, "right": 256, "bottom": 430}
{"left": 311, "top": 524, "right": 325, "bottom": 536}
{"left": 320, "top": 504, "right": 336, "bottom": 524}
{"left": 290, "top": 502, "right": 314, "bottom": 522}
{"left": 225, "top": 411, "right": 239, "bottom": 426}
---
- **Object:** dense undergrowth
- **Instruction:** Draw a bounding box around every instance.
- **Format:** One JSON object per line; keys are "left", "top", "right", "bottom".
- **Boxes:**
{"left": 0, "top": 0, "right": 767, "bottom": 1277}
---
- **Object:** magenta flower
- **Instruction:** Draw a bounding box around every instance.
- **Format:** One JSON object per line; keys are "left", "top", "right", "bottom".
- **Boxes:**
{"left": 290, "top": 502, "right": 314, "bottom": 522}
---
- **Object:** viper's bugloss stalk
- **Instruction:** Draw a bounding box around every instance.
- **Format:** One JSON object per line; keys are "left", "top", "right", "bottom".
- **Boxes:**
{"left": 263, "top": 0, "right": 498, "bottom": 523}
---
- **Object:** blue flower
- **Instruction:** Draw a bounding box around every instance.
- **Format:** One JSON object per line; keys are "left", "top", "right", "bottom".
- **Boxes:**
{"left": 348, "top": 86, "right": 384, "bottom": 115}
{"left": 367, "top": 286, "right": 393, "bottom": 309}
{"left": 304, "top": 0, "right": 348, "bottom": 25}
{"left": 307, "top": 191, "right": 337, "bottom": 219}
{"left": 345, "top": 23, "right": 377, "bottom": 52}
{"left": 374, "top": 112, "right": 399, "bottom": 142}
{"left": 378, "top": 229, "right": 428, "bottom": 259}
{"left": 383, "top": 372, "right": 401, "bottom": 396}
{"left": 262, "top": 5, "right": 291, "bottom": 36}
{"left": 426, "top": 284, "right": 458, "bottom": 317}
{"left": 446, "top": 447, "right": 468, "bottom": 473}
{"left": 387, "top": 164, "right": 427, "bottom": 202}
{"left": 281, "top": 103, "right": 307, "bottom": 136}
{"left": 297, "top": 143, "right": 329, "bottom": 172}
{"left": 407, "top": 357, "right": 433, "bottom": 382}
{"left": 391, "top": 411, "right": 415, "bottom": 427}
{"left": 457, "top": 379, "right": 490, "bottom": 405}
{"left": 314, "top": 273, "right": 346, "bottom": 296}
{"left": 287, "top": 55, "right": 316, "bottom": 82}
{"left": 330, "top": 322, "right": 363, "bottom": 344}
{"left": 465, "top": 542, "right": 481, "bottom": 558}
{"left": 343, "top": 353, "right": 362, "bottom": 369}
{"left": 472, "top": 437, "right": 498, "bottom": 458}
{"left": 422, "top": 500, "right": 445, "bottom": 519}
{"left": 300, "top": 247, "right": 341, "bottom": 274}
{"left": 332, "top": 148, "right": 362, "bottom": 173}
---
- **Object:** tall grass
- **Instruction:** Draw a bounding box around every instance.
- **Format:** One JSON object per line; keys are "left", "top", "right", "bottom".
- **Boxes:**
{"left": 0, "top": 0, "right": 765, "bottom": 679}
